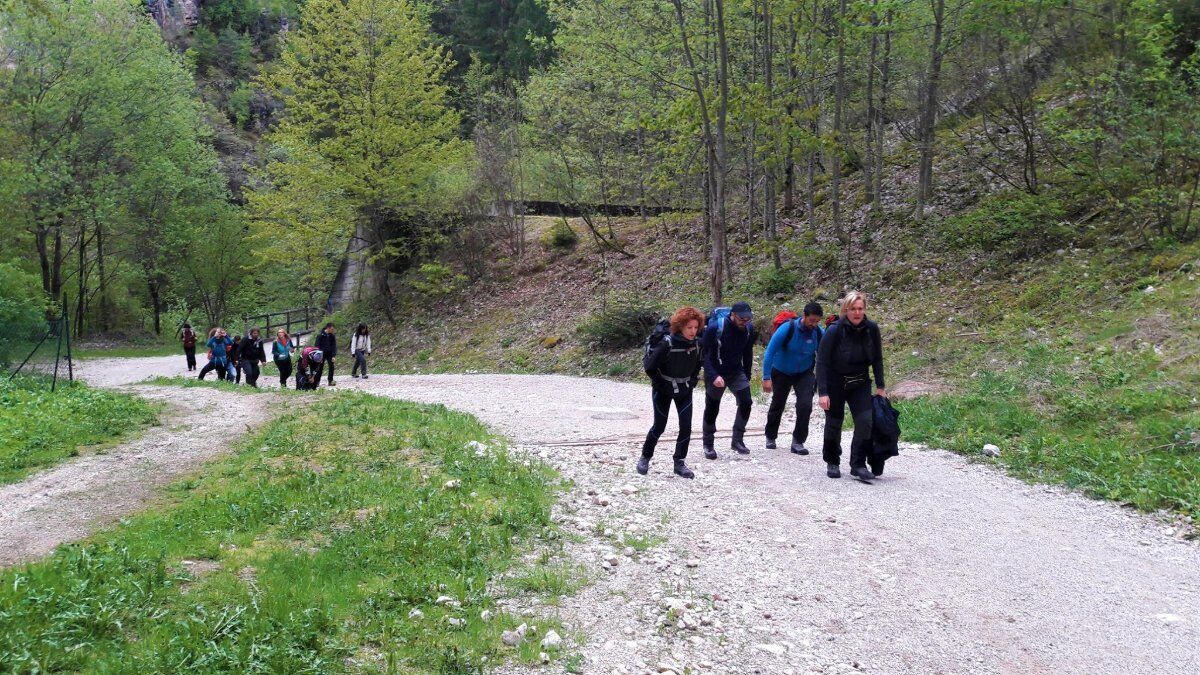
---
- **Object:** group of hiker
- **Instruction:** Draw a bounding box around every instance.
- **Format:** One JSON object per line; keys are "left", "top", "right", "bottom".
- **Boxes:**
{"left": 641, "top": 291, "right": 897, "bottom": 482}
{"left": 179, "top": 322, "right": 373, "bottom": 390}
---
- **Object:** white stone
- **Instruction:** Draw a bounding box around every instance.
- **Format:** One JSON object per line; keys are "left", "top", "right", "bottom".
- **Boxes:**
{"left": 982, "top": 444, "right": 1001, "bottom": 457}
{"left": 501, "top": 630, "right": 522, "bottom": 646}
{"left": 443, "top": 479, "right": 462, "bottom": 489}
{"left": 407, "top": 608, "right": 424, "bottom": 619}
{"left": 541, "top": 629, "right": 563, "bottom": 649}
{"left": 755, "top": 643, "right": 788, "bottom": 656}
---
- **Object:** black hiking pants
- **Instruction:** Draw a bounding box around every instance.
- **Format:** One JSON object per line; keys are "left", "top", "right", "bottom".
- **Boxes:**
{"left": 198, "top": 360, "right": 225, "bottom": 381}
{"left": 184, "top": 346, "right": 196, "bottom": 371}
{"left": 243, "top": 360, "right": 261, "bottom": 388}
{"left": 275, "top": 358, "right": 292, "bottom": 388}
{"left": 315, "top": 358, "right": 335, "bottom": 384}
{"left": 642, "top": 385, "right": 694, "bottom": 461}
{"left": 702, "top": 377, "right": 752, "bottom": 448}
{"left": 352, "top": 350, "right": 368, "bottom": 377}
{"left": 822, "top": 374, "right": 874, "bottom": 469}
{"left": 765, "top": 368, "right": 816, "bottom": 445}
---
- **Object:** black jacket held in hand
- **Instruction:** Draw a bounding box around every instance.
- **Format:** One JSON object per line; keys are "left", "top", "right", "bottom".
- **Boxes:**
{"left": 815, "top": 317, "right": 885, "bottom": 396}
{"left": 871, "top": 395, "right": 901, "bottom": 462}
{"left": 644, "top": 334, "right": 702, "bottom": 389}
{"left": 315, "top": 331, "right": 337, "bottom": 358}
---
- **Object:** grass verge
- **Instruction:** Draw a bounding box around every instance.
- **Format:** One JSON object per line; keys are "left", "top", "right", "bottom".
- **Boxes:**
{"left": 0, "top": 392, "right": 565, "bottom": 672}
{"left": 0, "top": 375, "right": 159, "bottom": 485}
{"left": 146, "top": 375, "right": 284, "bottom": 394}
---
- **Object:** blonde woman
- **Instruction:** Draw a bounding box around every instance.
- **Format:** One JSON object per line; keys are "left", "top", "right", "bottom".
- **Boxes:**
{"left": 815, "top": 291, "right": 886, "bottom": 481}
{"left": 273, "top": 328, "right": 294, "bottom": 388}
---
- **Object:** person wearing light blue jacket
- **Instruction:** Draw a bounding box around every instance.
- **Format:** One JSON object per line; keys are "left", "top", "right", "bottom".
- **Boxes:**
{"left": 762, "top": 301, "right": 824, "bottom": 455}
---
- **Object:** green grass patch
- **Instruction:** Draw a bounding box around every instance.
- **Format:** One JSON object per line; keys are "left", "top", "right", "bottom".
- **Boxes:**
{"left": 0, "top": 376, "right": 159, "bottom": 485}
{"left": 71, "top": 343, "right": 181, "bottom": 359}
{"left": 146, "top": 376, "right": 281, "bottom": 394}
{"left": 509, "top": 562, "right": 589, "bottom": 599}
{"left": 0, "top": 392, "right": 564, "bottom": 672}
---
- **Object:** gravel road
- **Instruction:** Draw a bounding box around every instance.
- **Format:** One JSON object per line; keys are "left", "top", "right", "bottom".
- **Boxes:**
{"left": 7, "top": 357, "right": 1196, "bottom": 674}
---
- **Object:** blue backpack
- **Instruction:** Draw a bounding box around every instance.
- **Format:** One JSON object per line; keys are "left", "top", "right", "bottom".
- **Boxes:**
{"left": 706, "top": 307, "right": 733, "bottom": 365}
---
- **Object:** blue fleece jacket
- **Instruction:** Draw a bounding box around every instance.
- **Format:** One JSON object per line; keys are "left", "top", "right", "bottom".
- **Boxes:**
{"left": 762, "top": 320, "right": 822, "bottom": 381}
{"left": 701, "top": 318, "right": 755, "bottom": 383}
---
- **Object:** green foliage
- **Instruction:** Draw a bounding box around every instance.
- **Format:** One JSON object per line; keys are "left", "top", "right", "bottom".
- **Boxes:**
{"left": 0, "top": 393, "right": 559, "bottom": 671}
{"left": 938, "top": 192, "right": 1068, "bottom": 257}
{"left": 256, "top": 0, "right": 468, "bottom": 278}
{"left": 0, "top": 377, "right": 158, "bottom": 485}
{"left": 539, "top": 218, "right": 579, "bottom": 250}
{"left": 578, "top": 295, "right": 661, "bottom": 349}
{"left": 0, "top": 264, "right": 46, "bottom": 367}
{"left": 410, "top": 262, "right": 469, "bottom": 298}
{"left": 745, "top": 265, "right": 799, "bottom": 297}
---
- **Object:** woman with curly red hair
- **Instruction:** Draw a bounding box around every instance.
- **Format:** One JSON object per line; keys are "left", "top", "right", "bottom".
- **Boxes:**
{"left": 638, "top": 306, "right": 705, "bottom": 479}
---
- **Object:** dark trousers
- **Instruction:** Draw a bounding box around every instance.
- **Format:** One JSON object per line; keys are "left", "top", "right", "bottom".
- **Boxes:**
{"left": 352, "top": 350, "right": 368, "bottom": 377}
{"left": 275, "top": 358, "right": 292, "bottom": 387}
{"left": 642, "top": 386, "right": 694, "bottom": 460}
{"left": 243, "top": 360, "right": 261, "bottom": 387}
{"left": 822, "top": 375, "right": 874, "bottom": 469}
{"left": 702, "top": 380, "right": 752, "bottom": 447}
{"left": 765, "top": 368, "right": 816, "bottom": 444}
{"left": 198, "top": 360, "right": 226, "bottom": 381}
{"left": 315, "top": 358, "right": 335, "bottom": 384}
{"left": 184, "top": 346, "right": 196, "bottom": 370}
{"left": 233, "top": 361, "right": 242, "bottom": 384}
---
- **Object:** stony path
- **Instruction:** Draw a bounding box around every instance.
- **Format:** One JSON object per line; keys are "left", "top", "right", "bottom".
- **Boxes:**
{"left": 10, "top": 357, "right": 1199, "bottom": 674}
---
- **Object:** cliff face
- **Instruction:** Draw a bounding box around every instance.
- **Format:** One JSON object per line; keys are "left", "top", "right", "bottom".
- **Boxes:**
{"left": 146, "top": 0, "right": 202, "bottom": 39}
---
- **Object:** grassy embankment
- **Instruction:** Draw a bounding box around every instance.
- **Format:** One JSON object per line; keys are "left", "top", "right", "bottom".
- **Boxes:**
{"left": 0, "top": 392, "right": 576, "bottom": 672}
{"left": 0, "top": 375, "right": 159, "bottom": 485}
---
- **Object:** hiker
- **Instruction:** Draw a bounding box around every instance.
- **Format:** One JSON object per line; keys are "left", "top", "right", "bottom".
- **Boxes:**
{"left": 239, "top": 329, "right": 267, "bottom": 388}
{"left": 196, "top": 328, "right": 219, "bottom": 380}
{"left": 180, "top": 323, "right": 198, "bottom": 371}
{"left": 815, "top": 291, "right": 887, "bottom": 481}
{"left": 295, "top": 345, "right": 324, "bottom": 390}
{"left": 763, "top": 302, "right": 824, "bottom": 455}
{"left": 230, "top": 334, "right": 243, "bottom": 383}
{"left": 701, "top": 301, "right": 757, "bottom": 458}
{"left": 638, "top": 306, "right": 705, "bottom": 479}
{"left": 273, "top": 329, "right": 294, "bottom": 388}
{"left": 350, "top": 323, "right": 371, "bottom": 379}
{"left": 315, "top": 323, "right": 337, "bottom": 386}
{"left": 203, "top": 328, "right": 234, "bottom": 381}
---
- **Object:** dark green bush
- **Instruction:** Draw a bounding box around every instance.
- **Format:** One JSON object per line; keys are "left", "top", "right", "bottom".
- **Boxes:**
{"left": 539, "top": 218, "right": 578, "bottom": 250}
{"left": 578, "top": 295, "right": 660, "bottom": 349}
{"left": 747, "top": 265, "right": 799, "bottom": 296}
{"left": 938, "top": 192, "right": 1069, "bottom": 258}
{"left": 0, "top": 263, "right": 46, "bottom": 368}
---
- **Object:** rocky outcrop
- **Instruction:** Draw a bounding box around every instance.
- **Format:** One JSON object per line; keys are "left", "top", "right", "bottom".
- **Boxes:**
{"left": 146, "top": 0, "right": 203, "bottom": 39}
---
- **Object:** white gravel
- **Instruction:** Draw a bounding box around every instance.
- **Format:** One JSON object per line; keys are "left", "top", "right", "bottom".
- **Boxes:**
{"left": 17, "top": 358, "right": 1200, "bottom": 674}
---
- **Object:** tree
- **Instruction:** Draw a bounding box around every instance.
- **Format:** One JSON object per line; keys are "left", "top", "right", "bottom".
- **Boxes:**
{"left": 257, "top": 0, "right": 468, "bottom": 317}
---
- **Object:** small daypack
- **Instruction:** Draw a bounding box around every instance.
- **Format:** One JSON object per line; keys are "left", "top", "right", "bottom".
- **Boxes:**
{"left": 707, "top": 307, "right": 732, "bottom": 365}
{"left": 772, "top": 310, "right": 798, "bottom": 331}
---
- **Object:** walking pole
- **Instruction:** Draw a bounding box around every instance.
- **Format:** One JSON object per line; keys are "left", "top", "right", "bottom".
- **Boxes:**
{"left": 64, "top": 293, "right": 73, "bottom": 383}
{"left": 8, "top": 330, "right": 51, "bottom": 381}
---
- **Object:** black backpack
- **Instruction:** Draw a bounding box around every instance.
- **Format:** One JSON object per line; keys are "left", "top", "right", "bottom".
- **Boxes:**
{"left": 643, "top": 318, "right": 672, "bottom": 372}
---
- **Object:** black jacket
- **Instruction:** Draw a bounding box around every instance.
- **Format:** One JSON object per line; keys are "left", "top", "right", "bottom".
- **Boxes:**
{"left": 701, "top": 319, "right": 755, "bottom": 383}
{"left": 315, "top": 331, "right": 337, "bottom": 357}
{"left": 816, "top": 317, "right": 885, "bottom": 396}
{"left": 644, "top": 333, "right": 702, "bottom": 390}
{"left": 239, "top": 337, "right": 266, "bottom": 363}
{"left": 871, "top": 395, "right": 901, "bottom": 462}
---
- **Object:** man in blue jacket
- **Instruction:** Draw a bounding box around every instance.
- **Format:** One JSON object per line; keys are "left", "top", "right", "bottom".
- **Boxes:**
{"left": 701, "top": 301, "right": 757, "bottom": 458}
{"left": 762, "top": 301, "right": 823, "bottom": 455}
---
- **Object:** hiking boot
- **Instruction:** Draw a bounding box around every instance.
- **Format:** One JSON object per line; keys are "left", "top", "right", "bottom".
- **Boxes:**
{"left": 790, "top": 442, "right": 809, "bottom": 455}
{"left": 731, "top": 439, "right": 750, "bottom": 455}
{"left": 869, "top": 459, "right": 885, "bottom": 477}
{"left": 704, "top": 446, "right": 718, "bottom": 460}
{"left": 636, "top": 455, "right": 650, "bottom": 475}
{"left": 850, "top": 466, "right": 875, "bottom": 482}
{"left": 329, "top": 381, "right": 337, "bottom": 386}
{"left": 765, "top": 437, "right": 777, "bottom": 450}
{"left": 352, "top": 374, "right": 359, "bottom": 378}
{"left": 363, "top": 375, "right": 369, "bottom": 380}
{"left": 673, "top": 460, "right": 695, "bottom": 479}
{"left": 826, "top": 463, "right": 842, "bottom": 479}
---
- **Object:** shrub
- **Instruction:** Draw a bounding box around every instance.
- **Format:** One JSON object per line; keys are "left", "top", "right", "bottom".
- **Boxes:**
{"left": 938, "top": 192, "right": 1069, "bottom": 258}
{"left": 746, "top": 265, "right": 799, "bottom": 297}
{"left": 410, "top": 262, "right": 467, "bottom": 299}
{"left": 0, "top": 264, "right": 46, "bottom": 368}
{"left": 539, "top": 218, "right": 578, "bottom": 250}
{"left": 578, "top": 294, "right": 660, "bottom": 349}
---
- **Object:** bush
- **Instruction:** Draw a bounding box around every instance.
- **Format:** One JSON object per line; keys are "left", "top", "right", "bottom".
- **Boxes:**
{"left": 0, "top": 264, "right": 46, "bottom": 368}
{"left": 578, "top": 294, "right": 660, "bottom": 349}
{"left": 746, "top": 265, "right": 799, "bottom": 297}
{"left": 410, "top": 262, "right": 467, "bottom": 298}
{"left": 938, "top": 192, "right": 1069, "bottom": 258}
{"left": 539, "top": 218, "right": 578, "bottom": 250}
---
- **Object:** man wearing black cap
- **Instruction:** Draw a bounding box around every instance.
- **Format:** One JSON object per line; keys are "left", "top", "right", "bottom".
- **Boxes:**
{"left": 701, "top": 301, "right": 757, "bottom": 458}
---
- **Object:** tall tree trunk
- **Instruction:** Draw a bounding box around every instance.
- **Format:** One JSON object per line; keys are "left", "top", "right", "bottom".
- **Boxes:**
{"left": 97, "top": 219, "right": 109, "bottom": 333}
{"left": 916, "top": 0, "right": 946, "bottom": 218}
{"left": 832, "top": 0, "right": 848, "bottom": 271}
{"left": 714, "top": 0, "right": 731, "bottom": 292}
{"left": 875, "top": 8, "right": 893, "bottom": 208}
{"left": 804, "top": 0, "right": 820, "bottom": 234}
{"left": 763, "top": 0, "right": 781, "bottom": 270}
{"left": 863, "top": 0, "right": 880, "bottom": 212}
